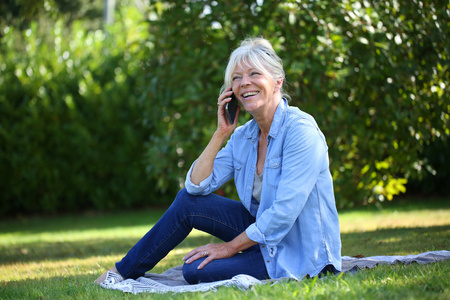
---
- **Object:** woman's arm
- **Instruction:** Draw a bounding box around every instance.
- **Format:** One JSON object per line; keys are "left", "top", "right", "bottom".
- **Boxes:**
{"left": 189, "top": 131, "right": 231, "bottom": 185}
{"left": 190, "top": 88, "right": 240, "bottom": 185}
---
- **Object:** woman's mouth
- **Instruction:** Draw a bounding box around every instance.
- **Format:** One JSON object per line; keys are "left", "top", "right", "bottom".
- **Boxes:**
{"left": 242, "top": 91, "right": 259, "bottom": 98}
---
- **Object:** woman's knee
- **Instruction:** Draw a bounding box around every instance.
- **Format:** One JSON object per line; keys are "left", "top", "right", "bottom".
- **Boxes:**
{"left": 174, "top": 188, "right": 196, "bottom": 204}
{"left": 172, "top": 188, "right": 196, "bottom": 209}
{"left": 175, "top": 188, "right": 188, "bottom": 200}
{"left": 169, "top": 188, "right": 203, "bottom": 225}
{"left": 182, "top": 260, "right": 203, "bottom": 284}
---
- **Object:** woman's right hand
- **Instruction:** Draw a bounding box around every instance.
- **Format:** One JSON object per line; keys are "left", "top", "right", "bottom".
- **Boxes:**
{"left": 216, "top": 87, "right": 240, "bottom": 139}
{"left": 189, "top": 87, "right": 241, "bottom": 185}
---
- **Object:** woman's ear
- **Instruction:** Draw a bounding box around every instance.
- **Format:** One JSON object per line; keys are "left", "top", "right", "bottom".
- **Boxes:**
{"left": 275, "top": 77, "right": 283, "bottom": 91}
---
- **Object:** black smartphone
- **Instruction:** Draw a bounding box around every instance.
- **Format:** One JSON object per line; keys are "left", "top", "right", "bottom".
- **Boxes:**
{"left": 226, "top": 93, "right": 239, "bottom": 124}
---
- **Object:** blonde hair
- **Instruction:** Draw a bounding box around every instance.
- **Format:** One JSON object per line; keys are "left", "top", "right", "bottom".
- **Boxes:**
{"left": 221, "top": 37, "right": 289, "bottom": 99}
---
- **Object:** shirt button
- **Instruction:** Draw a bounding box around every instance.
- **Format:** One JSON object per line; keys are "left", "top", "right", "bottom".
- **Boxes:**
{"left": 261, "top": 245, "right": 265, "bottom": 248}
{"left": 266, "top": 260, "right": 270, "bottom": 263}
{"left": 247, "top": 186, "right": 251, "bottom": 189}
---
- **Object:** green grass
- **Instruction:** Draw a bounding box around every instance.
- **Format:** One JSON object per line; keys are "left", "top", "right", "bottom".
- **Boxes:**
{"left": 1, "top": 197, "right": 449, "bottom": 299}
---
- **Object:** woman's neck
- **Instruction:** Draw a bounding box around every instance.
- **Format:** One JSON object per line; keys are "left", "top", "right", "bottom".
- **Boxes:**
{"left": 253, "top": 95, "right": 281, "bottom": 138}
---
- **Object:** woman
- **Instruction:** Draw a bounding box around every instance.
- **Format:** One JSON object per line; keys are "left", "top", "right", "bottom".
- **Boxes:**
{"left": 95, "top": 37, "right": 341, "bottom": 286}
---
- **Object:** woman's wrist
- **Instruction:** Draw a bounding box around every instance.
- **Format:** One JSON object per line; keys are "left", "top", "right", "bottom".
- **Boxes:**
{"left": 228, "top": 232, "right": 258, "bottom": 254}
{"left": 212, "top": 130, "right": 230, "bottom": 146}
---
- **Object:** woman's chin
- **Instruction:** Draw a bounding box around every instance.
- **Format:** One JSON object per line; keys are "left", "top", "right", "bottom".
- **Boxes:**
{"left": 241, "top": 101, "right": 260, "bottom": 114}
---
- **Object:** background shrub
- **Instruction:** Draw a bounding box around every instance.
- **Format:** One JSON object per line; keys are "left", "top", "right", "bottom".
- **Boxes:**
{"left": 0, "top": 7, "right": 169, "bottom": 215}
{"left": 0, "top": 1, "right": 448, "bottom": 216}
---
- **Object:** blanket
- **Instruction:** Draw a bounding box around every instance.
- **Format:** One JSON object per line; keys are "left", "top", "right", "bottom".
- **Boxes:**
{"left": 99, "top": 250, "right": 450, "bottom": 294}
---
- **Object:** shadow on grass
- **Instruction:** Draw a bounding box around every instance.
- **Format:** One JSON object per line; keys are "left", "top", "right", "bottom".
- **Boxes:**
{"left": 0, "top": 208, "right": 169, "bottom": 235}
{"left": 0, "top": 232, "right": 221, "bottom": 266}
{"left": 341, "top": 225, "right": 450, "bottom": 257}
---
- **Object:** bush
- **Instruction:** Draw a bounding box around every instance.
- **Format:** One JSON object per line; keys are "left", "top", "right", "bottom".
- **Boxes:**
{"left": 0, "top": 7, "right": 169, "bottom": 216}
{"left": 141, "top": 0, "right": 449, "bottom": 207}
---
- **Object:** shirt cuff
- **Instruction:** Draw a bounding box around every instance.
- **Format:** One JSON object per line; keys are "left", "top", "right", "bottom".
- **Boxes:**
{"left": 245, "top": 223, "right": 265, "bottom": 244}
{"left": 246, "top": 224, "right": 278, "bottom": 257}
{"left": 184, "top": 160, "right": 213, "bottom": 195}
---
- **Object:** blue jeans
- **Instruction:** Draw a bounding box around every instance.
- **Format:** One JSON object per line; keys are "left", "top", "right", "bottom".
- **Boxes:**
{"left": 115, "top": 188, "right": 270, "bottom": 284}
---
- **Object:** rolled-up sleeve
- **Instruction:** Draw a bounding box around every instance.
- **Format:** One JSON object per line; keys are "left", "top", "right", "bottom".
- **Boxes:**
{"left": 245, "top": 223, "right": 265, "bottom": 243}
{"left": 185, "top": 160, "right": 214, "bottom": 195}
{"left": 184, "top": 134, "right": 236, "bottom": 195}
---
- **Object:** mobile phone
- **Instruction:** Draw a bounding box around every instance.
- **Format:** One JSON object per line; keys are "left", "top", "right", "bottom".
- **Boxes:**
{"left": 226, "top": 93, "right": 239, "bottom": 124}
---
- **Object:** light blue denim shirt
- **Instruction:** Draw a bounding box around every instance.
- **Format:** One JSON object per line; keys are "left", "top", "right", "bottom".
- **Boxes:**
{"left": 185, "top": 98, "right": 341, "bottom": 279}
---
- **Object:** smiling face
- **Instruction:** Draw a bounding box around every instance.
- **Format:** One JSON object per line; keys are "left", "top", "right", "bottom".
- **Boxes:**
{"left": 231, "top": 62, "right": 283, "bottom": 116}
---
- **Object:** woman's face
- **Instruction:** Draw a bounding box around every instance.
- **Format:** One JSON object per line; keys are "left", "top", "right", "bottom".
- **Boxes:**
{"left": 231, "top": 62, "right": 282, "bottom": 116}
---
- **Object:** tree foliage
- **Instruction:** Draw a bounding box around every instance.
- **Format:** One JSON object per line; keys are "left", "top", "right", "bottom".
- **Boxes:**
{"left": 142, "top": 0, "right": 449, "bottom": 207}
{"left": 0, "top": 0, "right": 448, "bottom": 216}
{"left": 0, "top": 0, "right": 103, "bottom": 33}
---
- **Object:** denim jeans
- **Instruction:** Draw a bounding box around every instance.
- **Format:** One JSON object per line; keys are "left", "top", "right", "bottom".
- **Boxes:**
{"left": 115, "top": 188, "right": 270, "bottom": 284}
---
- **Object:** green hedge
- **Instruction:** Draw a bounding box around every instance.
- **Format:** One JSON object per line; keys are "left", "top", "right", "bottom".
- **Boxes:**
{"left": 0, "top": 7, "right": 170, "bottom": 215}
{"left": 0, "top": 1, "right": 448, "bottom": 216}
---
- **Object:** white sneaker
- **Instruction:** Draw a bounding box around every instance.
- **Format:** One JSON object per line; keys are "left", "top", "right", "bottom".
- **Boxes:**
{"left": 100, "top": 271, "right": 124, "bottom": 288}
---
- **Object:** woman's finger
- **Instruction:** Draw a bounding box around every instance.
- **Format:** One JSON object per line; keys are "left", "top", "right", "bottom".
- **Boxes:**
{"left": 197, "top": 255, "right": 214, "bottom": 270}
{"left": 182, "top": 245, "right": 210, "bottom": 263}
{"left": 217, "top": 88, "right": 233, "bottom": 106}
{"left": 185, "top": 251, "right": 207, "bottom": 264}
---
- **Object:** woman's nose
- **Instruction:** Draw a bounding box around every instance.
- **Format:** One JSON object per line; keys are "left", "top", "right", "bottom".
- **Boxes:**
{"left": 240, "top": 74, "right": 251, "bottom": 86}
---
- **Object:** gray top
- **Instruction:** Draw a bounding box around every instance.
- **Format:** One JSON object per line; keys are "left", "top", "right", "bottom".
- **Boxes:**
{"left": 252, "top": 171, "right": 263, "bottom": 203}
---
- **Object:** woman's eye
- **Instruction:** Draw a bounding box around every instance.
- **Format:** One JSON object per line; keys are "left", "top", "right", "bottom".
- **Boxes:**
{"left": 250, "top": 72, "right": 261, "bottom": 76}
{"left": 232, "top": 76, "right": 241, "bottom": 81}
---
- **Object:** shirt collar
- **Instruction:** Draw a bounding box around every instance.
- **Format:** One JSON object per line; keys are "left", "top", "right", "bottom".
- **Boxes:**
{"left": 245, "top": 98, "right": 288, "bottom": 140}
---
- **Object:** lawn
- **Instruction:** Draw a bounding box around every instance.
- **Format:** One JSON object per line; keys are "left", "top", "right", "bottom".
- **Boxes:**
{"left": 1, "top": 197, "right": 449, "bottom": 299}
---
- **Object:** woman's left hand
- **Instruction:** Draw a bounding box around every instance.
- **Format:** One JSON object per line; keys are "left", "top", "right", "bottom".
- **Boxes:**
{"left": 182, "top": 242, "right": 237, "bottom": 269}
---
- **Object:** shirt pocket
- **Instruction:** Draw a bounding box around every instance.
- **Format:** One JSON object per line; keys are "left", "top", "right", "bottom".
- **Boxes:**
{"left": 265, "top": 156, "right": 282, "bottom": 189}
{"left": 233, "top": 158, "right": 244, "bottom": 178}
